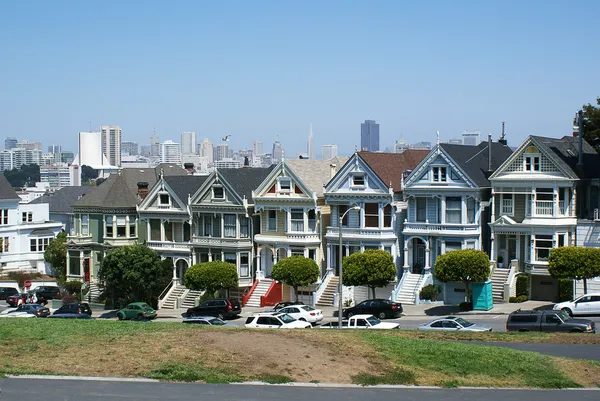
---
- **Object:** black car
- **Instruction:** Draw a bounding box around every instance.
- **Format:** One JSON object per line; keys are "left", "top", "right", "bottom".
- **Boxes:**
{"left": 272, "top": 301, "right": 305, "bottom": 311}
{"left": 48, "top": 313, "right": 93, "bottom": 320}
{"left": 31, "top": 286, "right": 61, "bottom": 304}
{"left": 339, "top": 299, "right": 403, "bottom": 319}
{"left": 54, "top": 303, "right": 93, "bottom": 316}
{"left": 10, "top": 304, "right": 51, "bottom": 317}
{"left": 0, "top": 287, "right": 18, "bottom": 300}
{"left": 185, "top": 298, "right": 241, "bottom": 319}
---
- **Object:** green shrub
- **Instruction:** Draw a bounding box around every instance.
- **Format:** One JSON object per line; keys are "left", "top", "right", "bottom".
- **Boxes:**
{"left": 509, "top": 295, "right": 528, "bottom": 303}
{"left": 557, "top": 278, "right": 573, "bottom": 302}
{"left": 63, "top": 281, "right": 82, "bottom": 295}
{"left": 458, "top": 302, "right": 472, "bottom": 311}
{"left": 419, "top": 284, "right": 441, "bottom": 301}
{"left": 516, "top": 274, "right": 529, "bottom": 297}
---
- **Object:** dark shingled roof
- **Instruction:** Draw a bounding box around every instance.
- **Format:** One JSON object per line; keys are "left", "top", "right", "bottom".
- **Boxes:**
{"left": 163, "top": 175, "right": 210, "bottom": 205}
{"left": 29, "top": 186, "right": 95, "bottom": 213}
{"left": 73, "top": 165, "right": 187, "bottom": 209}
{"left": 358, "top": 150, "right": 430, "bottom": 192}
{"left": 0, "top": 175, "right": 20, "bottom": 200}
{"left": 530, "top": 135, "right": 600, "bottom": 179}
{"left": 218, "top": 166, "right": 276, "bottom": 203}
{"left": 441, "top": 141, "right": 513, "bottom": 187}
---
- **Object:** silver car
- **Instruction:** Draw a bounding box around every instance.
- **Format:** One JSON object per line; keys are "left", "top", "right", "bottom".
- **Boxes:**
{"left": 418, "top": 316, "right": 492, "bottom": 332}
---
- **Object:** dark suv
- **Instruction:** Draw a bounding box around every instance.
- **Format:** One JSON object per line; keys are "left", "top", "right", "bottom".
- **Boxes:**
{"left": 32, "top": 286, "right": 61, "bottom": 304}
{"left": 185, "top": 298, "right": 241, "bottom": 319}
{"left": 506, "top": 310, "right": 595, "bottom": 333}
{"left": 0, "top": 287, "right": 18, "bottom": 300}
{"left": 54, "top": 303, "right": 93, "bottom": 316}
{"left": 338, "top": 299, "right": 403, "bottom": 319}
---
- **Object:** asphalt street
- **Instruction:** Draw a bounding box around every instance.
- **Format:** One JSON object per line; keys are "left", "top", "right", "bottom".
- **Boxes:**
{"left": 1, "top": 378, "right": 599, "bottom": 401}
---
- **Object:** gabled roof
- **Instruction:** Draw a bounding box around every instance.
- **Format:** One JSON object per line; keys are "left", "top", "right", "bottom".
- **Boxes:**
{"left": 217, "top": 167, "right": 275, "bottom": 203}
{"left": 163, "top": 175, "right": 210, "bottom": 205}
{"left": 73, "top": 164, "right": 187, "bottom": 209}
{"left": 0, "top": 175, "right": 20, "bottom": 200}
{"left": 357, "top": 150, "right": 429, "bottom": 192}
{"left": 440, "top": 142, "right": 513, "bottom": 187}
{"left": 529, "top": 135, "right": 600, "bottom": 179}
{"left": 29, "top": 186, "right": 95, "bottom": 213}
{"left": 285, "top": 157, "right": 348, "bottom": 197}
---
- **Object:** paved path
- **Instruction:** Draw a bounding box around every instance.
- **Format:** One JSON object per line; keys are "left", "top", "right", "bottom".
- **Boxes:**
{"left": 1, "top": 378, "right": 599, "bottom": 401}
{"left": 466, "top": 341, "right": 600, "bottom": 361}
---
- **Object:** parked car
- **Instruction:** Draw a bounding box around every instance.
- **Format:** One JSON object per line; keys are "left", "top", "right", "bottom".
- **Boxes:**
{"left": 0, "top": 310, "right": 37, "bottom": 318}
{"left": 47, "top": 313, "right": 93, "bottom": 319}
{"left": 245, "top": 313, "right": 312, "bottom": 329}
{"left": 31, "top": 286, "right": 61, "bottom": 304}
{"left": 418, "top": 316, "right": 492, "bottom": 332}
{"left": 271, "top": 301, "right": 305, "bottom": 311}
{"left": 182, "top": 316, "right": 227, "bottom": 326}
{"left": 9, "top": 304, "right": 51, "bottom": 318}
{"left": 506, "top": 310, "right": 595, "bottom": 333}
{"left": 0, "top": 287, "right": 18, "bottom": 300}
{"left": 337, "top": 299, "right": 403, "bottom": 319}
{"left": 278, "top": 305, "right": 323, "bottom": 324}
{"left": 185, "top": 298, "right": 241, "bottom": 320}
{"left": 553, "top": 293, "right": 600, "bottom": 316}
{"left": 318, "top": 315, "right": 399, "bottom": 329}
{"left": 54, "top": 303, "right": 92, "bottom": 316}
{"left": 116, "top": 302, "right": 157, "bottom": 321}
{"left": 6, "top": 293, "right": 29, "bottom": 307}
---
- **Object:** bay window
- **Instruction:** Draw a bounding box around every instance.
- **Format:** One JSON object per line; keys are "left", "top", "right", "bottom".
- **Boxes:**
{"left": 307, "top": 209, "right": 316, "bottom": 231}
{"left": 212, "top": 215, "right": 221, "bottom": 237}
{"left": 224, "top": 252, "right": 236, "bottom": 266}
{"left": 164, "top": 221, "right": 173, "bottom": 241}
{"left": 81, "top": 214, "right": 89, "bottom": 235}
{"left": 416, "top": 198, "right": 426, "bottom": 222}
{"left": 224, "top": 214, "right": 236, "bottom": 238}
{"left": 467, "top": 198, "right": 476, "bottom": 224}
{"left": 150, "top": 219, "right": 161, "bottom": 240}
{"left": 338, "top": 205, "right": 349, "bottom": 226}
{"left": 129, "top": 217, "right": 136, "bottom": 237}
{"left": 116, "top": 216, "right": 127, "bottom": 237}
{"left": 105, "top": 215, "right": 114, "bottom": 237}
{"left": 364, "top": 203, "right": 379, "bottom": 228}
{"left": 267, "top": 210, "right": 277, "bottom": 231}
{"left": 239, "top": 217, "right": 249, "bottom": 238}
{"left": 240, "top": 253, "right": 249, "bottom": 277}
{"left": 445, "top": 197, "right": 461, "bottom": 224}
{"left": 534, "top": 234, "right": 553, "bottom": 261}
{"left": 383, "top": 204, "right": 392, "bottom": 227}
{"left": 203, "top": 214, "right": 212, "bottom": 236}
{"left": 290, "top": 209, "right": 304, "bottom": 232}
{"left": 183, "top": 222, "right": 191, "bottom": 241}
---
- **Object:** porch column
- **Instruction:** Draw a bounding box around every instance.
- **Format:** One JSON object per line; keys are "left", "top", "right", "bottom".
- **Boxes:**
{"left": 287, "top": 248, "right": 291, "bottom": 258}
{"left": 440, "top": 240, "right": 446, "bottom": 255}
{"left": 553, "top": 185, "right": 558, "bottom": 217}
{"left": 403, "top": 239, "right": 409, "bottom": 269}
{"left": 345, "top": 244, "right": 349, "bottom": 256}
{"left": 440, "top": 196, "right": 446, "bottom": 224}
{"left": 530, "top": 235, "right": 535, "bottom": 263}
{"left": 191, "top": 251, "right": 196, "bottom": 265}
{"left": 490, "top": 193, "right": 495, "bottom": 222}
{"left": 490, "top": 233, "right": 496, "bottom": 261}
{"left": 66, "top": 251, "right": 71, "bottom": 276}
{"left": 461, "top": 197, "right": 467, "bottom": 224}
{"left": 160, "top": 219, "right": 165, "bottom": 241}
{"left": 125, "top": 215, "right": 130, "bottom": 237}
{"left": 172, "top": 260, "right": 177, "bottom": 280}
{"left": 208, "top": 252, "right": 213, "bottom": 262}
{"left": 570, "top": 187, "right": 576, "bottom": 216}
{"left": 146, "top": 219, "right": 151, "bottom": 241}
{"left": 326, "top": 244, "right": 333, "bottom": 271}
{"left": 424, "top": 238, "right": 431, "bottom": 271}
{"left": 378, "top": 203, "right": 383, "bottom": 229}
{"left": 256, "top": 249, "right": 263, "bottom": 278}
{"left": 79, "top": 251, "right": 84, "bottom": 277}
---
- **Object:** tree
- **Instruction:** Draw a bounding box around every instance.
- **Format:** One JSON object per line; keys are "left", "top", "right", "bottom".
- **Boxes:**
{"left": 433, "top": 249, "right": 490, "bottom": 302}
{"left": 342, "top": 250, "right": 396, "bottom": 298}
{"left": 184, "top": 261, "right": 238, "bottom": 298}
{"left": 44, "top": 232, "right": 68, "bottom": 283}
{"left": 98, "top": 244, "right": 171, "bottom": 304}
{"left": 548, "top": 246, "right": 600, "bottom": 294}
{"left": 582, "top": 97, "right": 600, "bottom": 151}
{"left": 81, "top": 165, "right": 99, "bottom": 184}
{"left": 271, "top": 256, "right": 319, "bottom": 301}
{"left": 4, "top": 164, "right": 40, "bottom": 187}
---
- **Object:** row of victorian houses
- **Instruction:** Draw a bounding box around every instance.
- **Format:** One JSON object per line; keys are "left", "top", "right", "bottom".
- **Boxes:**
{"left": 8, "top": 130, "right": 600, "bottom": 308}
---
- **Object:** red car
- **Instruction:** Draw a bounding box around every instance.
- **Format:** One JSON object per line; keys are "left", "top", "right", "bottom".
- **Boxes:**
{"left": 6, "top": 293, "right": 29, "bottom": 307}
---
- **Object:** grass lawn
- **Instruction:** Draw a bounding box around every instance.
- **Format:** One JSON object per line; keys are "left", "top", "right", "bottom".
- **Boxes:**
{"left": 1, "top": 319, "right": 599, "bottom": 388}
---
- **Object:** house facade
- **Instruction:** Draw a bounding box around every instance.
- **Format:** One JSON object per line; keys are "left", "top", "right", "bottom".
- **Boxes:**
{"left": 29, "top": 186, "right": 95, "bottom": 233}
{"left": 489, "top": 135, "right": 600, "bottom": 301}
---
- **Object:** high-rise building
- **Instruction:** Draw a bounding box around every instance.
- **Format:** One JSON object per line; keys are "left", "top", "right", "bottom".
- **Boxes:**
{"left": 140, "top": 145, "right": 151, "bottom": 157}
{"left": 40, "top": 164, "right": 80, "bottom": 189}
{"left": 61, "top": 151, "right": 75, "bottom": 164}
{"left": 252, "top": 140, "right": 264, "bottom": 156}
{"left": 394, "top": 138, "right": 409, "bottom": 153}
{"left": 409, "top": 141, "right": 432, "bottom": 150}
{"left": 198, "top": 138, "right": 213, "bottom": 164}
{"left": 100, "top": 125, "right": 122, "bottom": 167}
{"left": 4, "top": 137, "right": 17, "bottom": 150}
{"left": 150, "top": 133, "right": 160, "bottom": 157}
{"left": 462, "top": 130, "right": 481, "bottom": 146}
{"left": 272, "top": 141, "right": 284, "bottom": 163}
{"left": 12, "top": 148, "right": 42, "bottom": 167}
{"left": 181, "top": 131, "right": 197, "bottom": 155}
{"left": 307, "top": 123, "right": 315, "bottom": 160}
{"left": 48, "top": 145, "right": 62, "bottom": 154}
{"left": 16, "top": 140, "right": 42, "bottom": 151}
{"left": 121, "top": 141, "right": 139, "bottom": 156}
{"left": 361, "top": 120, "right": 380, "bottom": 152}
{"left": 322, "top": 144, "right": 338, "bottom": 160}
{"left": 213, "top": 144, "right": 229, "bottom": 163}
{"left": 160, "top": 140, "right": 181, "bottom": 164}
{"left": 0, "top": 150, "right": 14, "bottom": 171}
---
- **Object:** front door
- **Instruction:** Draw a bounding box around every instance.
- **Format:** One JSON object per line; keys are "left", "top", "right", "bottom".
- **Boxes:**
{"left": 413, "top": 240, "right": 425, "bottom": 274}
{"left": 507, "top": 236, "right": 517, "bottom": 264}
{"left": 83, "top": 259, "right": 90, "bottom": 282}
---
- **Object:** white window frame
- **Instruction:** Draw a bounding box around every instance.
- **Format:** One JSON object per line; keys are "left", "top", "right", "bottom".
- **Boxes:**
{"left": 223, "top": 214, "right": 237, "bottom": 238}
{"left": 240, "top": 252, "right": 250, "bottom": 277}
{"left": 158, "top": 192, "right": 171, "bottom": 207}
{"left": 501, "top": 194, "right": 514, "bottom": 216}
{"left": 22, "top": 211, "right": 33, "bottom": 223}
{"left": 277, "top": 177, "right": 292, "bottom": 193}
{"left": 290, "top": 208, "right": 304, "bottom": 232}
{"left": 239, "top": 216, "right": 249, "bottom": 238}
{"left": 524, "top": 154, "right": 541, "bottom": 172}
{"left": 212, "top": 186, "right": 225, "bottom": 201}
{"left": 445, "top": 196, "right": 462, "bottom": 224}
{"left": 533, "top": 234, "right": 554, "bottom": 262}
{"left": 351, "top": 174, "right": 365, "bottom": 187}
{"left": 267, "top": 210, "right": 277, "bottom": 232}
{"left": 1, "top": 236, "right": 9, "bottom": 253}
{"left": 0, "top": 209, "right": 8, "bottom": 225}
{"left": 432, "top": 166, "right": 447, "bottom": 182}
{"left": 81, "top": 214, "right": 89, "bottom": 236}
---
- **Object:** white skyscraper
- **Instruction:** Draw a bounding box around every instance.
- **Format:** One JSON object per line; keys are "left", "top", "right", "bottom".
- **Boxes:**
{"left": 213, "top": 144, "right": 229, "bottom": 162}
{"left": 252, "top": 140, "right": 264, "bottom": 156}
{"left": 160, "top": 140, "right": 182, "bottom": 164}
{"left": 100, "top": 126, "right": 122, "bottom": 167}
{"left": 181, "top": 131, "right": 197, "bottom": 155}
{"left": 272, "top": 141, "right": 284, "bottom": 163}
{"left": 198, "top": 138, "right": 213, "bottom": 164}
{"left": 462, "top": 130, "right": 481, "bottom": 146}
{"left": 150, "top": 133, "right": 160, "bottom": 157}
{"left": 307, "top": 123, "right": 315, "bottom": 160}
{"left": 322, "top": 144, "right": 338, "bottom": 160}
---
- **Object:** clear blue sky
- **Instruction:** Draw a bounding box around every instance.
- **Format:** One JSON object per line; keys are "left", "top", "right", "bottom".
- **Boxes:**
{"left": 1, "top": 0, "right": 599, "bottom": 156}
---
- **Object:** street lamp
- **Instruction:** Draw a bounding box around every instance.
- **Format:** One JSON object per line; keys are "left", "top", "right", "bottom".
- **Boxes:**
{"left": 338, "top": 205, "right": 360, "bottom": 328}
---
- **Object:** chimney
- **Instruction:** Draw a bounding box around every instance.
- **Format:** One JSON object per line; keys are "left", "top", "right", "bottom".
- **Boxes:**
{"left": 137, "top": 182, "right": 149, "bottom": 200}
{"left": 576, "top": 110, "right": 584, "bottom": 175}
{"left": 243, "top": 156, "right": 250, "bottom": 167}
{"left": 329, "top": 163, "right": 337, "bottom": 179}
{"left": 488, "top": 133, "right": 493, "bottom": 171}
{"left": 183, "top": 163, "right": 194, "bottom": 175}
{"left": 498, "top": 122, "right": 507, "bottom": 145}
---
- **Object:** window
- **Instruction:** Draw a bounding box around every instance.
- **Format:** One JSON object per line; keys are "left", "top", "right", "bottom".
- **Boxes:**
{"left": 525, "top": 155, "right": 540, "bottom": 171}
{"left": 69, "top": 215, "right": 76, "bottom": 235}
{"left": 364, "top": 203, "right": 379, "bottom": 228}
{"left": 70, "top": 252, "right": 80, "bottom": 276}
{"left": 278, "top": 178, "right": 291, "bottom": 193}
{"left": 183, "top": 222, "right": 191, "bottom": 241}
{"left": 129, "top": 216, "right": 137, "bottom": 238}
{"left": 352, "top": 174, "right": 365, "bottom": 186}
{"left": 81, "top": 214, "right": 89, "bottom": 235}
{"left": 224, "top": 214, "right": 236, "bottom": 238}
{"left": 164, "top": 221, "right": 172, "bottom": 241}
{"left": 212, "top": 215, "right": 221, "bottom": 237}
{"left": 224, "top": 253, "right": 236, "bottom": 266}
{"left": 203, "top": 214, "right": 212, "bottom": 236}
{"left": 307, "top": 209, "right": 316, "bottom": 231}
{"left": 534, "top": 234, "right": 553, "bottom": 261}
{"left": 150, "top": 219, "right": 161, "bottom": 240}
{"left": 1, "top": 236, "right": 8, "bottom": 253}
{"left": 159, "top": 193, "right": 170, "bottom": 206}
{"left": 308, "top": 249, "right": 316, "bottom": 260}
{"left": 213, "top": 187, "right": 224, "bottom": 200}
{"left": 501, "top": 194, "right": 514, "bottom": 215}
{"left": 22, "top": 212, "right": 33, "bottom": 223}
{"left": 239, "top": 217, "right": 249, "bottom": 238}
{"left": 116, "top": 216, "right": 127, "bottom": 238}
{"left": 0, "top": 209, "right": 8, "bottom": 225}
{"left": 467, "top": 198, "right": 476, "bottom": 223}
{"left": 240, "top": 253, "right": 249, "bottom": 277}
{"left": 445, "top": 197, "right": 461, "bottom": 224}
{"left": 290, "top": 208, "right": 304, "bottom": 232}
{"left": 416, "top": 198, "right": 426, "bottom": 222}
{"left": 105, "top": 215, "right": 113, "bottom": 237}
{"left": 30, "top": 237, "right": 50, "bottom": 252}
{"left": 338, "top": 205, "right": 349, "bottom": 226}
{"left": 432, "top": 167, "right": 447, "bottom": 182}
{"left": 267, "top": 210, "right": 277, "bottom": 231}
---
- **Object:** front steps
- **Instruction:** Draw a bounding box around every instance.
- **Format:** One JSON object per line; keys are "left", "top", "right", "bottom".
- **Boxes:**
{"left": 316, "top": 276, "right": 339, "bottom": 306}
{"left": 491, "top": 268, "right": 511, "bottom": 303}
{"left": 161, "top": 285, "right": 186, "bottom": 309}
{"left": 180, "top": 290, "right": 203, "bottom": 309}
{"left": 395, "top": 273, "right": 422, "bottom": 305}
{"left": 245, "top": 279, "right": 274, "bottom": 307}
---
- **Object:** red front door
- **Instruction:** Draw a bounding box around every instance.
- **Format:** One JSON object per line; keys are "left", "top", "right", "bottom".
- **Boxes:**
{"left": 83, "top": 259, "right": 90, "bottom": 282}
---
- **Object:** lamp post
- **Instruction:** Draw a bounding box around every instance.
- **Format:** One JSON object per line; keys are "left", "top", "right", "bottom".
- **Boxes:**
{"left": 338, "top": 205, "right": 360, "bottom": 328}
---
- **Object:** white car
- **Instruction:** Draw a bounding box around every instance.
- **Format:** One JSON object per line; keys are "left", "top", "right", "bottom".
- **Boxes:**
{"left": 418, "top": 316, "right": 492, "bottom": 332}
{"left": 554, "top": 293, "right": 600, "bottom": 316}
{"left": 0, "top": 310, "right": 36, "bottom": 318}
{"left": 278, "top": 305, "right": 323, "bottom": 324}
{"left": 245, "top": 313, "right": 312, "bottom": 329}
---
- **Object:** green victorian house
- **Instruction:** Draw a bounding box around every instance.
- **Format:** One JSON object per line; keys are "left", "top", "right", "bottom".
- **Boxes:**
{"left": 66, "top": 164, "right": 187, "bottom": 288}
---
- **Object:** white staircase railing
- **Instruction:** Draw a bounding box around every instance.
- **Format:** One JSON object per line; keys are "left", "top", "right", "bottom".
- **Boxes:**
{"left": 158, "top": 280, "right": 178, "bottom": 309}
{"left": 314, "top": 270, "right": 334, "bottom": 305}
{"left": 391, "top": 269, "right": 409, "bottom": 301}
{"left": 414, "top": 273, "right": 433, "bottom": 304}
{"left": 503, "top": 260, "right": 518, "bottom": 302}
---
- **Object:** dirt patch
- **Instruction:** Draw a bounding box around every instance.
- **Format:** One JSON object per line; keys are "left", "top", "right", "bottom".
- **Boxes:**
{"left": 553, "top": 357, "right": 600, "bottom": 387}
